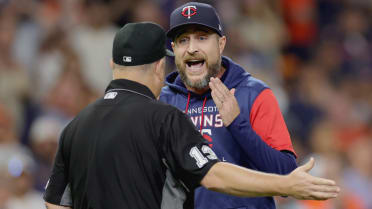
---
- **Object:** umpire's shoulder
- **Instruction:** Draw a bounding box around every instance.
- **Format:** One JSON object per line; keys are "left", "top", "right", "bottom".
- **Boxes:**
{"left": 150, "top": 99, "right": 182, "bottom": 114}
{"left": 148, "top": 100, "right": 188, "bottom": 125}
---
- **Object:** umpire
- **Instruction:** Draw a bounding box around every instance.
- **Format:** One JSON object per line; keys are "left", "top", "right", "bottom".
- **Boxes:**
{"left": 44, "top": 22, "right": 339, "bottom": 209}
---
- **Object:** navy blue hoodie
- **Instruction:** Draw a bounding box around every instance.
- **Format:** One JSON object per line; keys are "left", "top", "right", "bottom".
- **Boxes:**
{"left": 160, "top": 56, "right": 297, "bottom": 209}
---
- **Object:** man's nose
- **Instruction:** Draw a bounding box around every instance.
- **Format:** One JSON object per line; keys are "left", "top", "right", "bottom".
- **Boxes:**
{"left": 186, "top": 39, "right": 198, "bottom": 54}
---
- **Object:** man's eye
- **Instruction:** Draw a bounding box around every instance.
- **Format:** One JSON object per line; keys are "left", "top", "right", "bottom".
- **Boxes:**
{"left": 199, "top": 36, "right": 207, "bottom": 40}
{"left": 178, "top": 38, "right": 187, "bottom": 44}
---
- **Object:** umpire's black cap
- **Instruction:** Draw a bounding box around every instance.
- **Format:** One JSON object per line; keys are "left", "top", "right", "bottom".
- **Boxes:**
{"left": 113, "top": 22, "right": 174, "bottom": 66}
{"left": 167, "top": 2, "right": 224, "bottom": 39}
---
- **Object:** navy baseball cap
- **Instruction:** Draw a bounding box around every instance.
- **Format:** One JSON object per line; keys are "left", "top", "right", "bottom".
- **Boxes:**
{"left": 113, "top": 22, "right": 174, "bottom": 66}
{"left": 167, "top": 2, "right": 224, "bottom": 39}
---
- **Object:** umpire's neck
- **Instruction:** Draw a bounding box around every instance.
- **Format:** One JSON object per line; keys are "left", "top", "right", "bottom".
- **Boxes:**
{"left": 110, "top": 58, "right": 165, "bottom": 98}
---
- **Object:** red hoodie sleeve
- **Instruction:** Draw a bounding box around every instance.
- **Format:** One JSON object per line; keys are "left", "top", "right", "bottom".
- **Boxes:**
{"left": 250, "top": 89, "right": 296, "bottom": 156}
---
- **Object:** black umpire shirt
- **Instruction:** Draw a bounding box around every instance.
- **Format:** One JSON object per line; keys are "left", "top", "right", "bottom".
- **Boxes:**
{"left": 43, "top": 79, "right": 220, "bottom": 209}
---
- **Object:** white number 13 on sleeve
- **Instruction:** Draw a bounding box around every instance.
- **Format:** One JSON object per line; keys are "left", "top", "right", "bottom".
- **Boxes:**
{"left": 189, "top": 145, "right": 218, "bottom": 168}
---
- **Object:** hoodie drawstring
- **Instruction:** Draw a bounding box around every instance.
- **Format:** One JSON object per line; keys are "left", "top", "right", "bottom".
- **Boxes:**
{"left": 184, "top": 92, "right": 191, "bottom": 114}
{"left": 184, "top": 93, "right": 207, "bottom": 133}
{"left": 200, "top": 97, "right": 207, "bottom": 132}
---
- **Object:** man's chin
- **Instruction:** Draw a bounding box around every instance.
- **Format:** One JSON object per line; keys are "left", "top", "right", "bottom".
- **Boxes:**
{"left": 185, "top": 78, "right": 209, "bottom": 90}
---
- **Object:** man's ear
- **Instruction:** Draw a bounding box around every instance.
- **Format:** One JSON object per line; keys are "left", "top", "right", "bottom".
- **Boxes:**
{"left": 171, "top": 42, "right": 175, "bottom": 51}
{"left": 219, "top": 36, "right": 226, "bottom": 54}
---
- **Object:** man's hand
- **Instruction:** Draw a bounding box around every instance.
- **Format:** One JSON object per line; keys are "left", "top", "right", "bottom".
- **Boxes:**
{"left": 209, "top": 77, "right": 240, "bottom": 126}
{"left": 284, "top": 157, "right": 340, "bottom": 200}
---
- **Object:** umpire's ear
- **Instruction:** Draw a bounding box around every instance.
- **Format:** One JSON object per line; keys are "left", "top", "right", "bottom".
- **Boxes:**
{"left": 110, "top": 59, "right": 114, "bottom": 70}
{"left": 154, "top": 57, "right": 166, "bottom": 81}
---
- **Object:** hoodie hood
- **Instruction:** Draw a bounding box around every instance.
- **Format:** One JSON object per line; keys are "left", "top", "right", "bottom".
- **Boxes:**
{"left": 164, "top": 56, "right": 251, "bottom": 96}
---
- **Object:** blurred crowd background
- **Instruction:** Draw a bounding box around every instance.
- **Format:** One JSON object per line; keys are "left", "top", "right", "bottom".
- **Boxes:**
{"left": 0, "top": 0, "right": 371, "bottom": 208}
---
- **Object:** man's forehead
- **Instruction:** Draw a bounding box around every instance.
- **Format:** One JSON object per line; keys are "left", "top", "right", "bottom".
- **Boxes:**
{"left": 175, "top": 25, "right": 215, "bottom": 37}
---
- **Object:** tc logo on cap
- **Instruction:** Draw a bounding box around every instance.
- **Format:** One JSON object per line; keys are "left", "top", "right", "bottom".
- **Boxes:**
{"left": 182, "top": 6, "right": 197, "bottom": 19}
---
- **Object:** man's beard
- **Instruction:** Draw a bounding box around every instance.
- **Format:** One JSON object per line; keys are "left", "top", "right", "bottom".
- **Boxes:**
{"left": 177, "top": 57, "right": 221, "bottom": 91}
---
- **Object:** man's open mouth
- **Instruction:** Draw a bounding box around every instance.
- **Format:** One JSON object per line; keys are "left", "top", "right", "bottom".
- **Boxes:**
{"left": 186, "top": 60, "right": 205, "bottom": 68}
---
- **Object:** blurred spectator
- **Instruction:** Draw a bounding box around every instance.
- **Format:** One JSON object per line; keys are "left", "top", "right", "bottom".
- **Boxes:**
{"left": 235, "top": 0, "right": 287, "bottom": 69}
{"left": 343, "top": 137, "right": 372, "bottom": 209}
{"left": 29, "top": 116, "right": 65, "bottom": 191}
{"left": 9, "top": 0, "right": 41, "bottom": 75}
{"left": 0, "top": 10, "right": 30, "bottom": 132}
{"left": 69, "top": 0, "right": 117, "bottom": 94}
{"left": 338, "top": 7, "right": 372, "bottom": 78}
{"left": 41, "top": 61, "right": 98, "bottom": 121}
{"left": 284, "top": 62, "right": 325, "bottom": 143}
{"left": 217, "top": 0, "right": 290, "bottom": 113}
{"left": 0, "top": 104, "right": 18, "bottom": 145}
{"left": 33, "top": 27, "right": 80, "bottom": 102}
{"left": 0, "top": 145, "right": 44, "bottom": 209}
{"left": 109, "top": 0, "right": 135, "bottom": 27}
{"left": 316, "top": 0, "right": 341, "bottom": 29}
{"left": 311, "top": 39, "right": 343, "bottom": 83}
{"left": 131, "top": 0, "right": 167, "bottom": 28}
{"left": 0, "top": 172, "right": 11, "bottom": 209}
{"left": 281, "top": 0, "right": 317, "bottom": 59}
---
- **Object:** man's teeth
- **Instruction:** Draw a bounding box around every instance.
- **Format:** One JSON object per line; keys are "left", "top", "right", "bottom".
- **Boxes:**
{"left": 187, "top": 60, "right": 204, "bottom": 67}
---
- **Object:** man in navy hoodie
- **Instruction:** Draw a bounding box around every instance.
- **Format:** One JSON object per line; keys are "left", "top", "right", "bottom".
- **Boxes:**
{"left": 160, "top": 2, "right": 298, "bottom": 209}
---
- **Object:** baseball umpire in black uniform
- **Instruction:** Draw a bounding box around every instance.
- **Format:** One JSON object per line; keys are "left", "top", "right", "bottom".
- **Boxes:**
{"left": 44, "top": 22, "right": 339, "bottom": 209}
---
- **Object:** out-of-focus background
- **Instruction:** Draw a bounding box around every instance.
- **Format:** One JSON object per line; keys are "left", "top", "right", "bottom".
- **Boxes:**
{"left": 0, "top": 0, "right": 371, "bottom": 208}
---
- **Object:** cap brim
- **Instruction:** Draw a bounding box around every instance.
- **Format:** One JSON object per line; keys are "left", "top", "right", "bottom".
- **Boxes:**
{"left": 166, "top": 49, "right": 174, "bottom": 57}
{"left": 167, "top": 22, "right": 223, "bottom": 39}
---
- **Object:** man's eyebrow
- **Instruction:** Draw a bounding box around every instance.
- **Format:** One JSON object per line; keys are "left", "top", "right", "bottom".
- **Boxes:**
{"left": 195, "top": 28, "right": 211, "bottom": 34}
{"left": 174, "top": 28, "right": 188, "bottom": 40}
